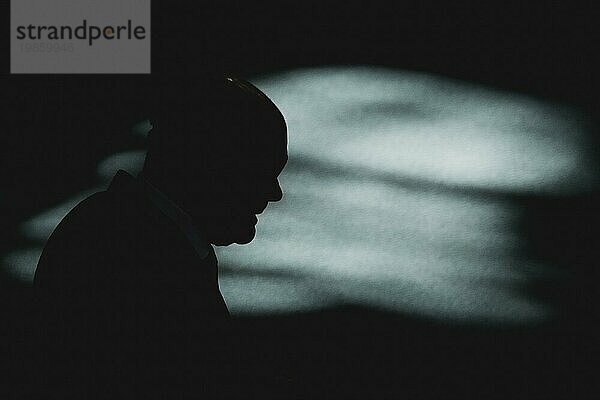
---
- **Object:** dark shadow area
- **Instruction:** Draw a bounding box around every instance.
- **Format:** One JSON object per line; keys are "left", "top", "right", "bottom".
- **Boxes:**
{"left": 1, "top": 297, "right": 595, "bottom": 398}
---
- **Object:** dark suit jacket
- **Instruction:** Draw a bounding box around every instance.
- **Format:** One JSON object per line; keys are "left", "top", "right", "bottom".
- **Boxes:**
{"left": 33, "top": 170, "right": 231, "bottom": 398}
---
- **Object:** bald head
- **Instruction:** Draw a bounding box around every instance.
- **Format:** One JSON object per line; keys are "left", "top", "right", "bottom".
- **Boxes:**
{"left": 141, "top": 76, "right": 288, "bottom": 245}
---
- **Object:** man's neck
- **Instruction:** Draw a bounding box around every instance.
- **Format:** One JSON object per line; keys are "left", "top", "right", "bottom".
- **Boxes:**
{"left": 138, "top": 173, "right": 212, "bottom": 259}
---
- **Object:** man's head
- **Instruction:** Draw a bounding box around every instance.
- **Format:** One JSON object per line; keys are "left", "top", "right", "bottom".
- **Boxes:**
{"left": 141, "top": 77, "right": 288, "bottom": 245}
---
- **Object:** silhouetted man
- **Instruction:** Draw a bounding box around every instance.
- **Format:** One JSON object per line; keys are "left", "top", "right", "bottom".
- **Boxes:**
{"left": 33, "top": 77, "right": 288, "bottom": 398}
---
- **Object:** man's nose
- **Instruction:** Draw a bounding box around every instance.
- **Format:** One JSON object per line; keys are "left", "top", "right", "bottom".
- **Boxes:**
{"left": 269, "top": 180, "right": 283, "bottom": 202}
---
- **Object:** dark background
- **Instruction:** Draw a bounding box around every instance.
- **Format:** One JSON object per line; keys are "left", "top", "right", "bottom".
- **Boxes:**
{"left": 1, "top": 1, "right": 599, "bottom": 398}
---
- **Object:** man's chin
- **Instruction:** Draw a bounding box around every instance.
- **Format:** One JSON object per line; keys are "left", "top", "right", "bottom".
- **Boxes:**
{"left": 211, "top": 226, "right": 256, "bottom": 246}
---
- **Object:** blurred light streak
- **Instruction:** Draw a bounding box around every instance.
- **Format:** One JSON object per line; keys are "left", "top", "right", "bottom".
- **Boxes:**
{"left": 3, "top": 248, "right": 43, "bottom": 283}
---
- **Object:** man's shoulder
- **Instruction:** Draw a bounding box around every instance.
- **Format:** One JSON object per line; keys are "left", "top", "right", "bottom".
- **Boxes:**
{"left": 56, "top": 171, "right": 159, "bottom": 231}
{"left": 50, "top": 188, "right": 137, "bottom": 237}
{"left": 34, "top": 176, "right": 155, "bottom": 282}
{"left": 33, "top": 190, "right": 112, "bottom": 287}
{"left": 64, "top": 190, "right": 115, "bottom": 221}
